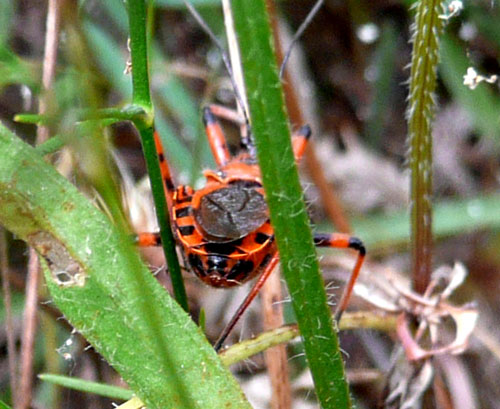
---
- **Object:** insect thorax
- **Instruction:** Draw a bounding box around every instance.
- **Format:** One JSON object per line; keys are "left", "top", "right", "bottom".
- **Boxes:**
{"left": 194, "top": 181, "right": 268, "bottom": 241}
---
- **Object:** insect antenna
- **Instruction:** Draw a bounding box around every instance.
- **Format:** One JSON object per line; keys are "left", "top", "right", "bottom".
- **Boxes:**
{"left": 279, "top": 0, "right": 324, "bottom": 80}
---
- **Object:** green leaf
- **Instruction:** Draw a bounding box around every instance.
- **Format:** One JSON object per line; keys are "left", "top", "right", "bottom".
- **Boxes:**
{"left": 470, "top": 5, "right": 500, "bottom": 50}
{"left": 0, "top": 399, "right": 13, "bottom": 409}
{"left": 231, "top": 1, "right": 351, "bottom": 407}
{"left": 0, "top": 123, "right": 251, "bottom": 409}
{"left": 0, "top": 46, "right": 39, "bottom": 92}
{"left": 156, "top": 0, "right": 222, "bottom": 8}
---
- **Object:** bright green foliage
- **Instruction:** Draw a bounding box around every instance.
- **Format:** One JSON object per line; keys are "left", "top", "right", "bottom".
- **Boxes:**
{"left": 352, "top": 193, "right": 500, "bottom": 250}
{"left": 0, "top": 123, "right": 251, "bottom": 409}
{"left": 0, "top": 399, "right": 13, "bottom": 409}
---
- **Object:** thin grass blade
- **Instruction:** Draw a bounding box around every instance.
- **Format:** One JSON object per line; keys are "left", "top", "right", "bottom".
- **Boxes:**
{"left": 231, "top": 1, "right": 351, "bottom": 407}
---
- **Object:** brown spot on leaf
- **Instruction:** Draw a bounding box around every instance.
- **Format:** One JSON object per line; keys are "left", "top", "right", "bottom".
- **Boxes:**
{"left": 28, "top": 231, "right": 86, "bottom": 287}
{"left": 62, "top": 201, "right": 75, "bottom": 212}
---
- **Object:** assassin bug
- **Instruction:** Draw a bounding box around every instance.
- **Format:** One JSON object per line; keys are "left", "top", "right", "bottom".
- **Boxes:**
{"left": 136, "top": 107, "right": 365, "bottom": 351}
{"left": 136, "top": 0, "right": 365, "bottom": 351}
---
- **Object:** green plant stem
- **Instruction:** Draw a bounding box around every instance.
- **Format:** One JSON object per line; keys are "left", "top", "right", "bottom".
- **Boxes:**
{"left": 126, "top": 0, "right": 188, "bottom": 311}
{"left": 15, "top": 106, "right": 146, "bottom": 125}
{"left": 127, "top": 0, "right": 152, "bottom": 111}
{"left": 407, "top": 0, "right": 445, "bottom": 294}
{"left": 39, "top": 374, "right": 134, "bottom": 401}
{"left": 231, "top": 1, "right": 351, "bottom": 407}
{"left": 220, "top": 311, "right": 397, "bottom": 367}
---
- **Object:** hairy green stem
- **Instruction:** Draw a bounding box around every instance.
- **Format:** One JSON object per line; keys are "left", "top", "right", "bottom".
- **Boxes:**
{"left": 232, "top": 1, "right": 351, "bottom": 407}
{"left": 407, "top": 0, "right": 445, "bottom": 293}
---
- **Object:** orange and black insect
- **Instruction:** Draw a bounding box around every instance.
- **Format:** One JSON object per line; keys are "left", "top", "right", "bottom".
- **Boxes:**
{"left": 137, "top": 106, "right": 366, "bottom": 351}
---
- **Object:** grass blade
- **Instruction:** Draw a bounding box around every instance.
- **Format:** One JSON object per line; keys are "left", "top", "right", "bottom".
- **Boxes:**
{"left": 0, "top": 400, "right": 12, "bottom": 409}
{"left": 39, "top": 374, "right": 133, "bottom": 401}
{"left": 231, "top": 1, "right": 351, "bottom": 407}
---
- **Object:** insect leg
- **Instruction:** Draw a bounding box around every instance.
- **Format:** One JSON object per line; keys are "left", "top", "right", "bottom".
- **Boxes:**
{"left": 203, "top": 106, "right": 232, "bottom": 166}
{"left": 135, "top": 232, "right": 161, "bottom": 247}
{"left": 292, "top": 125, "right": 312, "bottom": 162}
{"left": 154, "top": 131, "right": 176, "bottom": 210}
{"left": 214, "top": 252, "right": 280, "bottom": 352}
{"left": 314, "top": 233, "right": 366, "bottom": 322}
{"left": 134, "top": 133, "right": 178, "bottom": 247}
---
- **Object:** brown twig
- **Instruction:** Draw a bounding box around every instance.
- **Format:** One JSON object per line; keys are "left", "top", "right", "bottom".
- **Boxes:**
{"left": 0, "top": 229, "right": 18, "bottom": 405}
{"left": 18, "top": 1, "right": 62, "bottom": 408}
{"left": 17, "top": 250, "right": 41, "bottom": 409}
{"left": 37, "top": 0, "right": 62, "bottom": 145}
{"left": 262, "top": 267, "right": 291, "bottom": 409}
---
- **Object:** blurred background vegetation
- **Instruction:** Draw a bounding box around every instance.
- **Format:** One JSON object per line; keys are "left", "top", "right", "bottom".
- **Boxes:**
{"left": 1, "top": 0, "right": 500, "bottom": 408}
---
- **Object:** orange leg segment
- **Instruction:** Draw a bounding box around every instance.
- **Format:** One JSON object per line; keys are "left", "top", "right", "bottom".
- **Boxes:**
{"left": 313, "top": 233, "right": 366, "bottom": 322}
{"left": 292, "top": 125, "right": 311, "bottom": 163}
{"left": 136, "top": 232, "right": 162, "bottom": 247}
{"left": 154, "top": 131, "right": 176, "bottom": 210}
{"left": 203, "top": 107, "right": 231, "bottom": 167}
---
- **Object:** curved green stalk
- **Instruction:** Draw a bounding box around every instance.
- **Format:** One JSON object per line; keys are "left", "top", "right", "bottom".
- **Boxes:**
{"left": 231, "top": 1, "right": 351, "bottom": 407}
{"left": 38, "top": 374, "right": 134, "bottom": 401}
{"left": 220, "top": 311, "right": 397, "bottom": 367}
{"left": 126, "top": 0, "right": 188, "bottom": 311}
{"left": 407, "top": 0, "right": 446, "bottom": 293}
